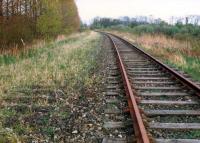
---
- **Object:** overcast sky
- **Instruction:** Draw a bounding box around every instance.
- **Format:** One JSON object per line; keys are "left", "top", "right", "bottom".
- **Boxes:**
{"left": 75, "top": 0, "right": 200, "bottom": 23}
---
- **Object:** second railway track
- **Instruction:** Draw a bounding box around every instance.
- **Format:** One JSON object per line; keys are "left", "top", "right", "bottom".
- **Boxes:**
{"left": 101, "top": 32, "right": 200, "bottom": 143}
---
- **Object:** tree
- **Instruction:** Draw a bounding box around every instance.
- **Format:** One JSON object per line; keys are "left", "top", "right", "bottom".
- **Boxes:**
{"left": 0, "top": 0, "right": 80, "bottom": 48}
{"left": 60, "top": 0, "right": 80, "bottom": 34}
{"left": 0, "top": 0, "right": 3, "bottom": 16}
{"left": 37, "top": 0, "right": 62, "bottom": 36}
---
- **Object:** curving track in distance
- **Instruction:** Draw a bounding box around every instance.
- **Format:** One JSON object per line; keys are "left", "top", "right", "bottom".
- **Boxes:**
{"left": 101, "top": 32, "right": 200, "bottom": 143}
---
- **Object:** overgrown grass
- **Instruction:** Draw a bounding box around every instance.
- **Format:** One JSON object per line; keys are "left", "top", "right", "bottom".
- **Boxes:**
{"left": 0, "top": 31, "right": 103, "bottom": 142}
{"left": 0, "top": 31, "right": 101, "bottom": 94}
{"left": 105, "top": 30, "right": 200, "bottom": 82}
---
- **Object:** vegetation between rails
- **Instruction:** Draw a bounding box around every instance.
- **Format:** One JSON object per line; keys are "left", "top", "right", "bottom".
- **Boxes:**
{"left": 0, "top": 31, "right": 102, "bottom": 142}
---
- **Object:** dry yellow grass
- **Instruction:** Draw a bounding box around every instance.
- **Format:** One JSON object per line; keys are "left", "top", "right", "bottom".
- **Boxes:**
{"left": 109, "top": 30, "right": 193, "bottom": 56}
{"left": 107, "top": 30, "right": 200, "bottom": 81}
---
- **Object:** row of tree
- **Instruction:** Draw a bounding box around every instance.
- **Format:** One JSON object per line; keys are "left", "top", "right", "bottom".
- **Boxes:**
{"left": 91, "top": 16, "right": 200, "bottom": 29}
{"left": 90, "top": 17, "right": 155, "bottom": 29}
{"left": 0, "top": 0, "right": 80, "bottom": 48}
{"left": 91, "top": 17, "right": 200, "bottom": 39}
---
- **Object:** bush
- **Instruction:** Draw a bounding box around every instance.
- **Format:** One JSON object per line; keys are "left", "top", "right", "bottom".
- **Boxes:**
{"left": 133, "top": 25, "right": 155, "bottom": 34}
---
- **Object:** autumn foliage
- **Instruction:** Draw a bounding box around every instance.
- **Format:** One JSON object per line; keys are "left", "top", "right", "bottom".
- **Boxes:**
{"left": 0, "top": 0, "right": 80, "bottom": 49}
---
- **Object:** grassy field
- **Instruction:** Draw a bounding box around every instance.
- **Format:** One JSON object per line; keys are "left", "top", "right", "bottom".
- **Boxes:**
{"left": 0, "top": 31, "right": 102, "bottom": 142}
{"left": 107, "top": 30, "right": 200, "bottom": 82}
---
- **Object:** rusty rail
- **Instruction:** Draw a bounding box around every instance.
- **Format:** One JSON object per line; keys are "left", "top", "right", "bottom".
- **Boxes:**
{"left": 108, "top": 33, "right": 200, "bottom": 96}
{"left": 101, "top": 31, "right": 200, "bottom": 143}
{"left": 106, "top": 33, "right": 150, "bottom": 143}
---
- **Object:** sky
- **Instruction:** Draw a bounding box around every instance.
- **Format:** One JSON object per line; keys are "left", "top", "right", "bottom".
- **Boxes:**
{"left": 75, "top": 0, "right": 200, "bottom": 23}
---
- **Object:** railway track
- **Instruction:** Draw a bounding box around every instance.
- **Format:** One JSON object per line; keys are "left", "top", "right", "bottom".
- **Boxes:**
{"left": 101, "top": 32, "right": 200, "bottom": 143}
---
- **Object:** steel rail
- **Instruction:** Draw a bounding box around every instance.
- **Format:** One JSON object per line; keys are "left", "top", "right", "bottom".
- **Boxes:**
{"left": 106, "top": 32, "right": 200, "bottom": 96}
{"left": 100, "top": 31, "right": 200, "bottom": 142}
{"left": 106, "top": 33, "right": 150, "bottom": 143}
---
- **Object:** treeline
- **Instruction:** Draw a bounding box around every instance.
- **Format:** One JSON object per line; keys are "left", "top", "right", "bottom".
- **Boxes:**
{"left": 91, "top": 17, "right": 148, "bottom": 29}
{"left": 0, "top": 0, "right": 80, "bottom": 48}
{"left": 91, "top": 17, "right": 200, "bottom": 39}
